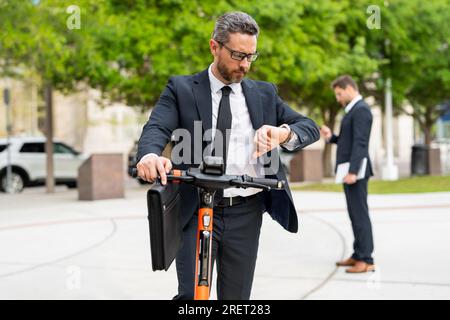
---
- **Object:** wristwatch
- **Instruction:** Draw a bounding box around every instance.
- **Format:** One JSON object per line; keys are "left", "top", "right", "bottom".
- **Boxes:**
{"left": 279, "top": 124, "right": 293, "bottom": 144}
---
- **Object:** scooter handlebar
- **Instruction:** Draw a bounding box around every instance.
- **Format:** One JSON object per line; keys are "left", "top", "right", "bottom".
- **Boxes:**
{"left": 130, "top": 167, "right": 284, "bottom": 191}
{"left": 130, "top": 167, "right": 194, "bottom": 183}
{"left": 245, "top": 176, "right": 285, "bottom": 189}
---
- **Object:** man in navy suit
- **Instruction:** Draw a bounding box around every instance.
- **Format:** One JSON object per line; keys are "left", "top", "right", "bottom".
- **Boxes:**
{"left": 321, "top": 75, "right": 375, "bottom": 273}
{"left": 136, "top": 12, "right": 319, "bottom": 299}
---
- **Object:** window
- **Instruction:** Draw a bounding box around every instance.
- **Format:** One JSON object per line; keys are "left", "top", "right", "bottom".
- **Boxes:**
{"left": 19, "top": 142, "right": 79, "bottom": 155}
{"left": 437, "top": 112, "right": 450, "bottom": 140}
{"left": 54, "top": 143, "right": 77, "bottom": 155}
{"left": 0, "top": 144, "right": 8, "bottom": 153}
{"left": 20, "top": 143, "right": 45, "bottom": 153}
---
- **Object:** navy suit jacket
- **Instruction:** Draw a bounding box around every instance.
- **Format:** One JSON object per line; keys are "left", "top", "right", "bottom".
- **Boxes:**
{"left": 137, "top": 68, "right": 320, "bottom": 233}
{"left": 329, "top": 99, "right": 374, "bottom": 178}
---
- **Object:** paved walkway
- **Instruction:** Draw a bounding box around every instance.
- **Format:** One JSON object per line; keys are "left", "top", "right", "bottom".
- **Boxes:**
{"left": 0, "top": 183, "right": 449, "bottom": 300}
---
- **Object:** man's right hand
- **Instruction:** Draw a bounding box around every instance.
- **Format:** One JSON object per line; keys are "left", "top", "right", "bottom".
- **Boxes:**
{"left": 320, "top": 125, "right": 332, "bottom": 140}
{"left": 136, "top": 154, "right": 172, "bottom": 185}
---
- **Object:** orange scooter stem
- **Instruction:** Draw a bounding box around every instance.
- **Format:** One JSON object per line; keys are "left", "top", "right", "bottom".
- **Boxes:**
{"left": 194, "top": 204, "right": 214, "bottom": 300}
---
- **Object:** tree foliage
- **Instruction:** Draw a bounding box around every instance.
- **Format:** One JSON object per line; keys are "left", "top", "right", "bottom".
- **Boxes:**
{"left": 1, "top": 0, "right": 449, "bottom": 145}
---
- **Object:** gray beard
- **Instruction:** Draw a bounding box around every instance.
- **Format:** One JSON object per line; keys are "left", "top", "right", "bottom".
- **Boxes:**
{"left": 217, "top": 61, "right": 246, "bottom": 83}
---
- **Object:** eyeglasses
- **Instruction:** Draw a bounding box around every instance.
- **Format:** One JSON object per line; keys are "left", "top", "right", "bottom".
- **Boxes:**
{"left": 217, "top": 41, "right": 259, "bottom": 62}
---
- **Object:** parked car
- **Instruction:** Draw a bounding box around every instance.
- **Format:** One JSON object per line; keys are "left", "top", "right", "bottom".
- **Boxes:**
{"left": 0, "top": 136, "right": 88, "bottom": 193}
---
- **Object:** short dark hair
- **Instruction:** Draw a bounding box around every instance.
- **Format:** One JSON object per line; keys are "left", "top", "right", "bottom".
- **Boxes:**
{"left": 212, "top": 12, "right": 259, "bottom": 44}
{"left": 331, "top": 75, "right": 358, "bottom": 91}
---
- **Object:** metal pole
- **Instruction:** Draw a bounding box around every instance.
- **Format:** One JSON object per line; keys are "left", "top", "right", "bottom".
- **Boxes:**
{"left": 4, "top": 88, "right": 12, "bottom": 193}
{"left": 45, "top": 83, "right": 55, "bottom": 193}
{"left": 385, "top": 78, "right": 394, "bottom": 168}
{"left": 381, "top": 78, "right": 399, "bottom": 180}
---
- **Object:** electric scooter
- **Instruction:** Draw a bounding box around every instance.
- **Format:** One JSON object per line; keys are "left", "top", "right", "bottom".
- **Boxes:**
{"left": 132, "top": 156, "right": 285, "bottom": 300}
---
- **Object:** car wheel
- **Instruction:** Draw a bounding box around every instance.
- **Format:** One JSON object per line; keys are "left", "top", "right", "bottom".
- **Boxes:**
{"left": 1, "top": 172, "right": 25, "bottom": 193}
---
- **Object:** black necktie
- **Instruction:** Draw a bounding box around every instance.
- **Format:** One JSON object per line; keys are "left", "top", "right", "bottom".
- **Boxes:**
{"left": 212, "top": 86, "right": 232, "bottom": 204}
{"left": 213, "top": 86, "right": 232, "bottom": 170}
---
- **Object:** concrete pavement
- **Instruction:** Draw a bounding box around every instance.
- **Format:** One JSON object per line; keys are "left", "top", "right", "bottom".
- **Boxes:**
{"left": 0, "top": 182, "right": 449, "bottom": 300}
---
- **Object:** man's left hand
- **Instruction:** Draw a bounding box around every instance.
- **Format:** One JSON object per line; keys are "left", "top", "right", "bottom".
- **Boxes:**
{"left": 344, "top": 173, "right": 357, "bottom": 185}
{"left": 253, "top": 125, "right": 290, "bottom": 158}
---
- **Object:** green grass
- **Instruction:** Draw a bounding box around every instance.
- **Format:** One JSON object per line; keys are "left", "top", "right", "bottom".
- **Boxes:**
{"left": 291, "top": 175, "right": 450, "bottom": 194}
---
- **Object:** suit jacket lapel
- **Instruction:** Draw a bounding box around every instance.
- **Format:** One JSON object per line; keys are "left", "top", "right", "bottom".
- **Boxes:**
{"left": 341, "top": 100, "right": 362, "bottom": 127}
{"left": 192, "top": 69, "right": 212, "bottom": 133}
{"left": 346, "top": 99, "right": 364, "bottom": 116}
{"left": 242, "top": 79, "right": 263, "bottom": 130}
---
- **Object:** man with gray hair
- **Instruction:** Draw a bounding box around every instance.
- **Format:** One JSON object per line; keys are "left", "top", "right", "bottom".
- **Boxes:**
{"left": 136, "top": 12, "right": 319, "bottom": 299}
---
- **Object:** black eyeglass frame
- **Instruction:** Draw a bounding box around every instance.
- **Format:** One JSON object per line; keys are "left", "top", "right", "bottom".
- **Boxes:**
{"left": 217, "top": 41, "right": 259, "bottom": 62}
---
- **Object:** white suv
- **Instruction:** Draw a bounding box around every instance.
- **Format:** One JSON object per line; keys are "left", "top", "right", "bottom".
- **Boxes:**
{"left": 0, "top": 137, "right": 88, "bottom": 193}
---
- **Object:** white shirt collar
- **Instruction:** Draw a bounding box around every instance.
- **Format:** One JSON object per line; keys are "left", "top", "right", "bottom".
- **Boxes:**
{"left": 345, "top": 94, "right": 363, "bottom": 113}
{"left": 208, "top": 64, "right": 241, "bottom": 95}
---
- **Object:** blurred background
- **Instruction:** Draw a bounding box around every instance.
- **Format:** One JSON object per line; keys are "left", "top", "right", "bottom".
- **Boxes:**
{"left": 1, "top": 0, "right": 449, "bottom": 194}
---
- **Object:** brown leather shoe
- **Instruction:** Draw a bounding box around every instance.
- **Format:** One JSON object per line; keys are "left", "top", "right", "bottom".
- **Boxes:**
{"left": 345, "top": 261, "right": 375, "bottom": 273}
{"left": 336, "top": 257, "right": 357, "bottom": 267}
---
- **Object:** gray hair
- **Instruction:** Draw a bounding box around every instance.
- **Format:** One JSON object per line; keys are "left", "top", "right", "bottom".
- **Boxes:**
{"left": 212, "top": 12, "right": 259, "bottom": 44}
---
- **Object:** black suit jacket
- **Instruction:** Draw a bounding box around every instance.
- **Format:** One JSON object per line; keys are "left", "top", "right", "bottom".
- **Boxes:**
{"left": 329, "top": 99, "right": 374, "bottom": 178}
{"left": 137, "top": 68, "right": 319, "bottom": 233}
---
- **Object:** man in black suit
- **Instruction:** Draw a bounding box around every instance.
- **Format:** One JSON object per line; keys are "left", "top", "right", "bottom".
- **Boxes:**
{"left": 321, "top": 75, "right": 375, "bottom": 273}
{"left": 136, "top": 12, "right": 319, "bottom": 299}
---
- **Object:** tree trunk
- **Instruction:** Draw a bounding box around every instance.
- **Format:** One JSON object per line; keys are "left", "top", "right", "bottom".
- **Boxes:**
{"left": 422, "top": 105, "right": 437, "bottom": 147}
{"left": 323, "top": 143, "right": 334, "bottom": 177}
{"left": 45, "top": 83, "right": 55, "bottom": 193}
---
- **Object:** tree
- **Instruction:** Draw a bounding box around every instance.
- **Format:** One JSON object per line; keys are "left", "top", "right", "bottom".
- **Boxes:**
{"left": 1, "top": 0, "right": 380, "bottom": 178}
{"left": 3, "top": 0, "right": 447, "bottom": 183}
{"left": 365, "top": 0, "right": 450, "bottom": 146}
{"left": 399, "top": 0, "right": 450, "bottom": 145}
{"left": 298, "top": 1, "right": 379, "bottom": 176}
{"left": 0, "top": 0, "right": 109, "bottom": 192}
{"left": 238, "top": 0, "right": 379, "bottom": 176}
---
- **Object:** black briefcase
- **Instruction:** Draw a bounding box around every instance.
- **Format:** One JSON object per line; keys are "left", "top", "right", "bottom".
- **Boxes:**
{"left": 146, "top": 182, "right": 183, "bottom": 271}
